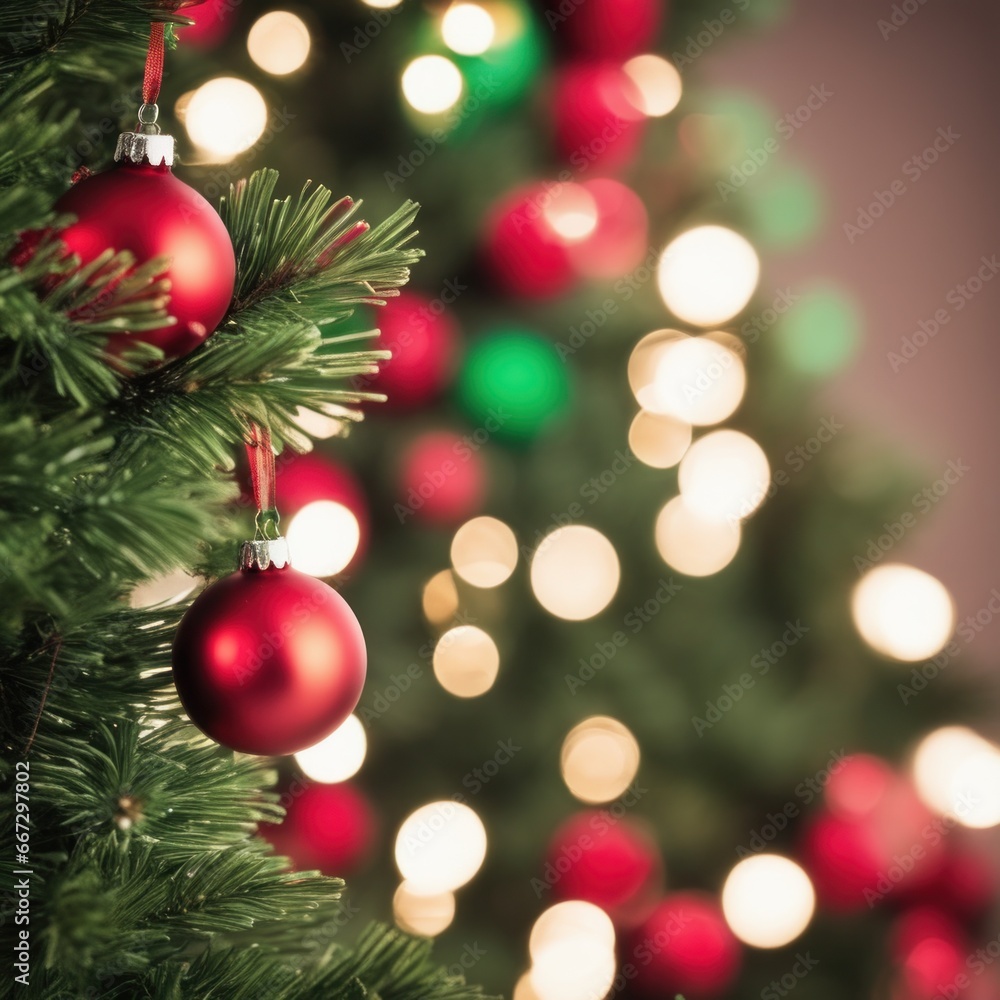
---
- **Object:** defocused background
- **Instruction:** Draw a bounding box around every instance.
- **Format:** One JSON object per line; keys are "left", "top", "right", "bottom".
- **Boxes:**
{"left": 137, "top": 1, "right": 1000, "bottom": 997}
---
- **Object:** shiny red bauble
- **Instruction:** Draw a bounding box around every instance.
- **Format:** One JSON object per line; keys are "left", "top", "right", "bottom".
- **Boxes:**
{"left": 55, "top": 160, "right": 235, "bottom": 360}
{"left": 397, "top": 431, "right": 486, "bottom": 525}
{"left": 623, "top": 892, "right": 741, "bottom": 998}
{"left": 368, "top": 291, "right": 459, "bottom": 408}
{"left": 262, "top": 781, "right": 377, "bottom": 875}
{"left": 546, "top": 810, "right": 660, "bottom": 914}
{"left": 172, "top": 565, "right": 366, "bottom": 756}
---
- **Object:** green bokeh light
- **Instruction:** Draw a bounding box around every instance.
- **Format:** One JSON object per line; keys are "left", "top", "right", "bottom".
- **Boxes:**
{"left": 746, "top": 166, "right": 825, "bottom": 249}
{"left": 696, "top": 90, "right": 778, "bottom": 166}
{"left": 456, "top": 329, "right": 570, "bottom": 442}
{"left": 773, "top": 288, "right": 861, "bottom": 376}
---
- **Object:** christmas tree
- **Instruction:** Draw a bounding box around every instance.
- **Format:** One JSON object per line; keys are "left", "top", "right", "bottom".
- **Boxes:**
{"left": 1, "top": 2, "right": 491, "bottom": 997}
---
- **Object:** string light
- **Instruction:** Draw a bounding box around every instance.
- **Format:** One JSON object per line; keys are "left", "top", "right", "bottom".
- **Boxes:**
{"left": 402, "top": 55, "right": 463, "bottom": 115}
{"left": 623, "top": 54, "right": 682, "bottom": 117}
{"left": 247, "top": 11, "right": 311, "bottom": 76}
{"left": 852, "top": 564, "right": 955, "bottom": 661}
{"left": 393, "top": 882, "right": 456, "bottom": 936}
{"left": 422, "top": 570, "right": 460, "bottom": 625}
{"left": 294, "top": 715, "right": 367, "bottom": 783}
{"left": 529, "top": 902, "right": 617, "bottom": 1000}
{"left": 628, "top": 410, "right": 691, "bottom": 469}
{"left": 678, "top": 429, "right": 770, "bottom": 522}
{"left": 395, "top": 801, "right": 487, "bottom": 893}
{"left": 433, "top": 625, "right": 500, "bottom": 697}
{"left": 560, "top": 716, "right": 640, "bottom": 803}
{"left": 655, "top": 495, "right": 741, "bottom": 576}
{"left": 912, "top": 726, "right": 1000, "bottom": 829}
{"left": 649, "top": 334, "right": 746, "bottom": 425}
{"left": 185, "top": 77, "right": 267, "bottom": 161}
{"left": 657, "top": 226, "right": 760, "bottom": 326}
{"left": 286, "top": 500, "right": 361, "bottom": 577}
{"left": 721, "top": 855, "right": 816, "bottom": 948}
{"left": 442, "top": 2, "right": 496, "bottom": 55}
{"left": 529, "top": 526, "right": 619, "bottom": 621}
{"left": 528, "top": 901, "right": 616, "bottom": 957}
{"left": 450, "top": 516, "right": 518, "bottom": 587}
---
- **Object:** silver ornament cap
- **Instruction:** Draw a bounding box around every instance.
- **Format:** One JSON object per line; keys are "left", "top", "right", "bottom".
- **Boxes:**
{"left": 239, "top": 536, "right": 290, "bottom": 572}
{"left": 114, "top": 102, "right": 175, "bottom": 167}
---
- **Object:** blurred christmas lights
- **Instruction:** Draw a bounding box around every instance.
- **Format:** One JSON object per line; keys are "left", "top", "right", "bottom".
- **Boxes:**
{"left": 294, "top": 714, "right": 367, "bottom": 784}
{"left": 393, "top": 882, "right": 456, "bottom": 936}
{"left": 678, "top": 429, "right": 770, "bottom": 522}
{"left": 649, "top": 333, "right": 747, "bottom": 425}
{"left": 628, "top": 410, "right": 692, "bottom": 469}
{"left": 286, "top": 499, "right": 361, "bottom": 577}
{"left": 394, "top": 800, "right": 487, "bottom": 893}
{"left": 560, "top": 716, "right": 640, "bottom": 803}
{"left": 852, "top": 564, "right": 955, "bottom": 661}
{"left": 622, "top": 54, "right": 682, "bottom": 117}
{"left": 657, "top": 226, "right": 760, "bottom": 326}
{"left": 530, "top": 526, "right": 620, "bottom": 621}
{"left": 422, "top": 569, "right": 461, "bottom": 625}
{"left": 655, "top": 495, "right": 741, "bottom": 576}
{"left": 402, "top": 55, "right": 463, "bottom": 114}
{"left": 528, "top": 901, "right": 617, "bottom": 1000}
{"left": 433, "top": 625, "right": 500, "bottom": 697}
{"left": 441, "top": 2, "right": 496, "bottom": 55}
{"left": 721, "top": 854, "right": 816, "bottom": 948}
{"left": 184, "top": 77, "right": 267, "bottom": 160}
{"left": 912, "top": 726, "right": 1000, "bottom": 829}
{"left": 247, "top": 11, "right": 310, "bottom": 76}
{"left": 450, "top": 515, "right": 518, "bottom": 587}
{"left": 129, "top": 569, "right": 199, "bottom": 608}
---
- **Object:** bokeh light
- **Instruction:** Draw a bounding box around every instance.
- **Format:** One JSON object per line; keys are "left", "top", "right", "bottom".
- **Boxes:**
{"left": 628, "top": 410, "right": 692, "bottom": 469}
{"left": 402, "top": 55, "right": 463, "bottom": 115}
{"left": 657, "top": 226, "right": 760, "bottom": 326}
{"left": 294, "top": 714, "right": 367, "bottom": 783}
{"left": 773, "top": 287, "right": 861, "bottom": 377}
{"left": 450, "top": 516, "right": 518, "bottom": 587}
{"left": 442, "top": 2, "right": 496, "bottom": 55}
{"left": 678, "top": 430, "right": 771, "bottom": 522}
{"left": 650, "top": 334, "right": 746, "bottom": 425}
{"left": 393, "top": 882, "right": 456, "bottom": 937}
{"left": 851, "top": 564, "right": 955, "bottom": 661}
{"left": 567, "top": 179, "right": 649, "bottom": 279}
{"left": 129, "top": 569, "right": 199, "bottom": 608}
{"left": 395, "top": 800, "right": 487, "bottom": 893}
{"left": 286, "top": 499, "right": 361, "bottom": 577}
{"left": 721, "top": 854, "right": 816, "bottom": 948}
{"left": 912, "top": 726, "right": 1000, "bottom": 829}
{"left": 623, "top": 54, "right": 682, "bottom": 117}
{"left": 185, "top": 77, "right": 267, "bottom": 160}
{"left": 423, "top": 569, "right": 460, "bottom": 625}
{"left": 560, "top": 716, "right": 640, "bottom": 803}
{"left": 247, "top": 11, "right": 310, "bottom": 76}
{"left": 528, "top": 900, "right": 616, "bottom": 958}
{"left": 530, "top": 526, "right": 620, "bottom": 621}
{"left": 433, "top": 625, "right": 500, "bottom": 697}
{"left": 655, "top": 495, "right": 741, "bottom": 576}
{"left": 542, "top": 183, "right": 599, "bottom": 243}
{"left": 745, "top": 165, "right": 824, "bottom": 249}
{"left": 361, "top": 0, "right": 402, "bottom": 7}
{"left": 529, "top": 901, "right": 617, "bottom": 1000}
{"left": 628, "top": 329, "right": 685, "bottom": 410}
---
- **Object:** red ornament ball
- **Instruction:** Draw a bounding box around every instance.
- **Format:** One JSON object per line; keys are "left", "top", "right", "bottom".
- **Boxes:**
{"left": 262, "top": 781, "right": 376, "bottom": 874}
{"left": 369, "top": 291, "right": 459, "bottom": 408}
{"left": 398, "top": 431, "right": 486, "bottom": 525}
{"left": 172, "top": 564, "right": 366, "bottom": 756}
{"left": 482, "top": 184, "right": 576, "bottom": 299}
{"left": 55, "top": 160, "right": 235, "bottom": 360}
{"left": 546, "top": 810, "right": 660, "bottom": 914}
{"left": 623, "top": 892, "right": 741, "bottom": 998}
{"left": 552, "top": 62, "right": 645, "bottom": 171}
{"left": 556, "top": 0, "right": 663, "bottom": 58}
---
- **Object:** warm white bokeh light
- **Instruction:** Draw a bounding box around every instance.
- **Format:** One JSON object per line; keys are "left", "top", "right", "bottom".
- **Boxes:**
{"left": 393, "top": 882, "right": 456, "bottom": 937}
{"left": 912, "top": 726, "right": 1000, "bottom": 829}
{"left": 292, "top": 405, "right": 348, "bottom": 440}
{"left": 129, "top": 569, "right": 199, "bottom": 608}
{"left": 402, "top": 55, "right": 463, "bottom": 114}
{"left": 623, "top": 54, "right": 682, "bottom": 117}
{"left": 655, "top": 495, "right": 741, "bottom": 576}
{"left": 678, "top": 430, "right": 771, "bottom": 522}
{"left": 650, "top": 335, "right": 746, "bottom": 425}
{"left": 722, "top": 854, "right": 816, "bottom": 949}
{"left": 362, "top": 0, "right": 402, "bottom": 7}
{"left": 852, "top": 564, "right": 955, "bottom": 662}
{"left": 513, "top": 973, "right": 543, "bottom": 1000}
{"left": 395, "top": 801, "right": 487, "bottom": 893}
{"left": 294, "top": 714, "right": 367, "bottom": 783}
{"left": 529, "top": 902, "right": 617, "bottom": 1000}
{"left": 450, "top": 516, "right": 518, "bottom": 587}
{"left": 530, "top": 526, "right": 620, "bottom": 621}
{"left": 542, "top": 183, "right": 599, "bottom": 243}
{"left": 287, "top": 500, "right": 361, "bottom": 577}
{"left": 529, "top": 901, "right": 616, "bottom": 959}
{"left": 560, "top": 716, "right": 640, "bottom": 804}
{"left": 627, "top": 329, "right": 685, "bottom": 410}
{"left": 247, "top": 11, "right": 311, "bottom": 76}
{"left": 628, "top": 410, "right": 692, "bottom": 469}
{"left": 442, "top": 2, "right": 496, "bottom": 55}
{"left": 433, "top": 625, "right": 500, "bottom": 698}
{"left": 423, "top": 569, "right": 460, "bottom": 625}
{"left": 657, "top": 226, "right": 760, "bottom": 326}
{"left": 185, "top": 77, "right": 268, "bottom": 160}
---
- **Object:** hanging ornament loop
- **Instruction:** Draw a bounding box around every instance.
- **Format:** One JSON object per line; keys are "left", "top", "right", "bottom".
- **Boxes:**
{"left": 142, "top": 21, "right": 165, "bottom": 109}
{"left": 245, "top": 422, "right": 281, "bottom": 542}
